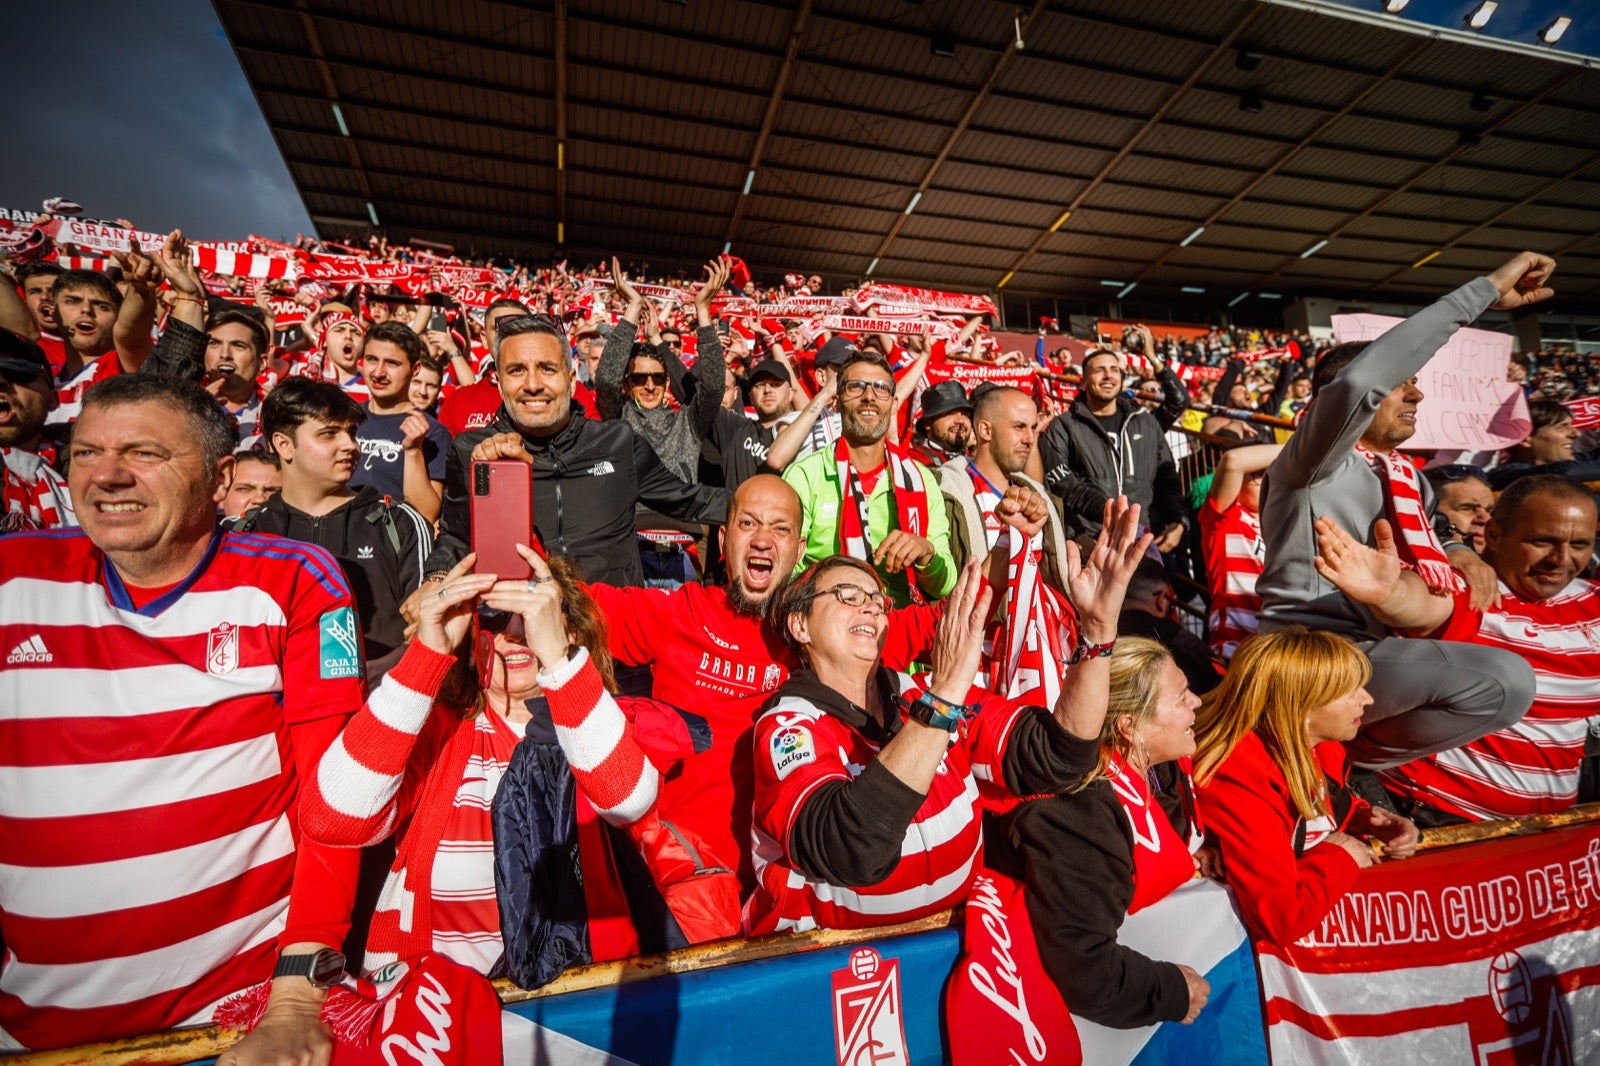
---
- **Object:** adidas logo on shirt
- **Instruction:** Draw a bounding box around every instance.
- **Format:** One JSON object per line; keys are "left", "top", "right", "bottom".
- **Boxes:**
{"left": 7, "top": 635, "right": 53, "bottom": 664}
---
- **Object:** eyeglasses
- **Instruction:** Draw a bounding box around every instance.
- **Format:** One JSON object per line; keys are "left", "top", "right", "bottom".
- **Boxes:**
{"left": 806, "top": 582, "right": 892, "bottom": 612}
{"left": 628, "top": 372, "right": 669, "bottom": 387}
{"left": 840, "top": 379, "right": 894, "bottom": 399}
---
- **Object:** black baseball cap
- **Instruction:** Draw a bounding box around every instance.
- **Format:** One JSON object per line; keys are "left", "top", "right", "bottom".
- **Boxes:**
{"left": 917, "top": 380, "right": 972, "bottom": 424}
{"left": 746, "top": 359, "right": 791, "bottom": 386}
{"left": 0, "top": 329, "right": 51, "bottom": 385}
{"left": 814, "top": 335, "right": 860, "bottom": 370}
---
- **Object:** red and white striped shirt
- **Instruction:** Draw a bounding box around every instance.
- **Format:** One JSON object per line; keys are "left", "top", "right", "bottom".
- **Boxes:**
{"left": 1200, "top": 497, "right": 1263, "bottom": 660}
{"left": 0, "top": 529, "right": 363, "bottom": 1049}
{"left": 1382, "top": 579, "right": 1600, "bottom": 820}
{"left": 745, "top": 673, "right": 1025, "bottom": 935}
{"left": 46, "top": 351, "right": 122, "bottom": 425}
{"left": 0, "top": 448, "right": 74, "bottom": 531}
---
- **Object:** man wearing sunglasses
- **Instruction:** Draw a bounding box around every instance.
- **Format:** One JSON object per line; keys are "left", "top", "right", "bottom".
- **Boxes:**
{"left": 0, "top": 330, "right": 73, "bottom": 530}
{"left": 783, "top": 351, "right": 956, "bottom": 607}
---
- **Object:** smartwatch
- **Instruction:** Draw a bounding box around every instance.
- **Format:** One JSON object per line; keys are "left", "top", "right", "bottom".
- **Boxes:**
{"left": 273, "top": 948, "right": 346, "bottom": 989}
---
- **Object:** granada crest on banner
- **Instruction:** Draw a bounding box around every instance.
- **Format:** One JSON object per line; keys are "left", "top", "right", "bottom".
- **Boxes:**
{"left": 831, "top": 947, "right": 909, "bottom": 1066}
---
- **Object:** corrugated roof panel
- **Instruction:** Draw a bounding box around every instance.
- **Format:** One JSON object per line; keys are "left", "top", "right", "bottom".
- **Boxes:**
{"left": 954, "top": 127, "right": 1127, "bottom": 178}
{"left": 918, "top": 190, "right": 1061, "bottom": 230}
{"left": 1225, "top": 199, "right": 1349, "bottom": 234}
{"left": 935, "top": 161, "right": 1088, "bottom": 206}
{"left": 776, "top": 99, "right": 949, "bottom": 157}
{"left": 786, "top": 61, "right": 973, "bottom": 127}
{"left": 762, "top": 133, "right": 928, "bottom": 186}
{"left": 897, "top": 214, "right": 1033, "bottom": 252}
{"left": 1113, "top": 155, "right": 1258, "bottom": 197}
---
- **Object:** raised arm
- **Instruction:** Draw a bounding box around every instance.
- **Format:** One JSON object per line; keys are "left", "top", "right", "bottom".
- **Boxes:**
{"left": 763, "top": 374, "right": 835, "bottom": 472}
{"left": 1208, "top": 443, "right": 1282, "bottom": 513}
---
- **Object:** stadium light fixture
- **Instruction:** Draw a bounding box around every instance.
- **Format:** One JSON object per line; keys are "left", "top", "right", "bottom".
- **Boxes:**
{"left": 1228, "top": 292, "right": 1250, "bottom": 307}
{"left": 1238, "top": 92, "right": 1264, "bottom": 114}
{"left": 742, "top": 170, "right": 755, "bottom": 195}
{"left": 366, "top": 202, "right": 380, "bottom": 227}
{"left": 1381, "top": 0, "right": 1410, "bottom": 12}
{"left": 557, "top": 222, "right": 565, "bottom": 244}
{"left": 1182, "top": 286, "right": 1206, "bottom": 294}
{"left": 1412, "top": 250, "right": 1442, "bottom": 269}
{"left": 867, "top": 257, "right": 880, "bottom": 274}
{"left": 1470, "top": 93, "right": 1496, "bottom": 112}
{"left": 1540, "top": 17, "right": 1572, "bottom": 45}
{"left": 1180, "top": 226, "right": 1206, "bottom": 247}
{"left": 1464, "top": 2, "right": 1498, "bottom": 31}
{"left": 331, "top": 103, "right": 350, "bottom": 137}
{"left": 1301, "top": 239, "right": 1329, "bottom": 259}
{"left": 1259, "top": 292, "right": 1283, "bottom": 300}
{"left": 1100, "top": 279, "right": 1125, "bottom": 287}
{"left": 1236, "top": 50, "right": 1262, "bottom": 71}
{"left": 722, "top": 241, "right": 732, "bottom": 254}
{"left": 904, "top": 191, "right": 923, "bottom": 216}
{"left": 998, "top": 270, "right": 1015, "bottom": 288}
{"left": 1049, "top": 209, "right": 1071, "bottom": 232}
{"left": 931, "top": 31, "right": 956, "bottom": 58}
{"left": 1117, "top": 282, "right": 1138, "bottom": 299}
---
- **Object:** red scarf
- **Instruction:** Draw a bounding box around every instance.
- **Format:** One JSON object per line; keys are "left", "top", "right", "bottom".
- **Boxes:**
{"left": 1, "top": 448, "right": 72, "bottom": 531}
{"left": 946, "top": 870, "right": 1083, "bottom": 1066}
{"left": 968, "top": 465, "right": 1078, "bottom": 713}
{"left": 217, "top": 953, "right": 502, "bottom": 1065}
{"left": 835, "top": 437, "right": 929, "bottom": 601}
{"left": 1354, "top": 444, "right": 1465, "bottom": 596}
{"left": 1104, "top": 756, "right": 1201, "bottom": 914}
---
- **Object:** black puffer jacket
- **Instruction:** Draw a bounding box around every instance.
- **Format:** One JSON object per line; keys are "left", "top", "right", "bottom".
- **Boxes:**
{"left": 426, "top": 407, "right": 728, "bottom": 586}
{"left": 232, "top": 487, "right": 431, "bottom": 661}
{"left": 1038, "top": 393, "right": 1187, "bottom": 538}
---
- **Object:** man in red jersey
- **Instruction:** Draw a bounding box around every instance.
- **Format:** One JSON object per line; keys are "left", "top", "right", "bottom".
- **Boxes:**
{"left": 1316, "top": 474, "right": 1600, "bottom": 824}
{"left": 0, "top": 374, "right": 360, "bottom": 1061}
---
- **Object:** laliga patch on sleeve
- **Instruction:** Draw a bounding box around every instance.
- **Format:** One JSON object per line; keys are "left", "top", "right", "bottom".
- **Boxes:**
{"left": 770, "top": 724, "right": 816, "bottom": 780}
{"left": 318, "top": 607, "right": 363, "bottom": 679}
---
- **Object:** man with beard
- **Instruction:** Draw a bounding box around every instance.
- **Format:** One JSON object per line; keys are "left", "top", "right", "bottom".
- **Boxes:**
{"left": 784, "top": 351, "right": 955, "bottom": 607}
{"left": 421, "top": 314, "right": 726, "bottom": 589}
{"left": 908, "top": 380, "right": 972, "bottom": 467}
{"left": 0, "top": 331, "right": 73, "bottom": 529}
{"left": 1039, "top": 348, "right": 1188, "bottom": 546}
{"left": 706, "top": 358, "right": 795, "bottom": 490}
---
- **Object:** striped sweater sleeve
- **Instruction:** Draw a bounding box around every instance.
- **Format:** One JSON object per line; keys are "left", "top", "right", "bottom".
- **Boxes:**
{"left": 539, "top": 647, "right": 660, "bottom": 827}
{"left": 303, "top": 640, "right": 458, "bottom": 847}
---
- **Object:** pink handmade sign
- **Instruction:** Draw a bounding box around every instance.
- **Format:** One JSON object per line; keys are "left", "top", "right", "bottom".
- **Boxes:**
{"left": 1331, "top": 314, "right": 1531, "bottom": 451}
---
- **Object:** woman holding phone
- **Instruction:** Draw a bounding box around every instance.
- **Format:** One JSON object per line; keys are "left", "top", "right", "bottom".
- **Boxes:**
{"left": 301, "top": 547, "right": 735, "bottom": 980}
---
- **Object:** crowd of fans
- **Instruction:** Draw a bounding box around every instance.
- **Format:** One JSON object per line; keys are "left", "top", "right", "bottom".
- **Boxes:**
{"left": 0, "top": 214, "right": 1595, "bottom": 1062}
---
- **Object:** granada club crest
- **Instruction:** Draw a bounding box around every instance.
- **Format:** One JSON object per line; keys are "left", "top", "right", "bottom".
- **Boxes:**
{"left": 206, "top": 622, "right": 238, "bottom": 676}
{"left": 832, "top": 948, "right": 909, "bottom": 1066}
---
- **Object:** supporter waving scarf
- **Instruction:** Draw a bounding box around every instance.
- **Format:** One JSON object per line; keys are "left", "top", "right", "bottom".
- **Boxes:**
{"left": 1354, "top": 443, "right": 1465, "bottom": 596}
{"left": 834, "top": 436, "right": 929, "bottom": 602}
{"left": 217, "top": 953, "right": 502, "bottom": 1064}
{"left": 970, "top": 465, "right": 1076, "bottom": 713}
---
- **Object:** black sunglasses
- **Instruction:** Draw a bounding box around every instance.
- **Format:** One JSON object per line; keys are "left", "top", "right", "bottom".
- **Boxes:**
{"left": 628, "top": 372, "right": 669, "bottom": 387}
{"left": 1428, "top": 464, "right": 1488, "bottom": 485}
{"left": 476, "top": 605, "right": 514, "bottom": 633}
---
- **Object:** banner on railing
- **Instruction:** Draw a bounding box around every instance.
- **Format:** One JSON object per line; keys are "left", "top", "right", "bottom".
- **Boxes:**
{"left": 1256, "top": 821, "right": 1600, "bottom": 1065}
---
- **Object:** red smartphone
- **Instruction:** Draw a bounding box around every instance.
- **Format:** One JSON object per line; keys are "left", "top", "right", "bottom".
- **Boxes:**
{"left": 469, "top": 459, "right": 534, "bottom": 580}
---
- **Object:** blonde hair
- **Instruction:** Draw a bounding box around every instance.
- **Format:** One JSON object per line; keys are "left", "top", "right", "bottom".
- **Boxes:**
{"left": 1073, "top": 636, "right": 1173, "bottom": 791}
{"left": 1192, "top": 628, "right": 1371, "bottom": 821}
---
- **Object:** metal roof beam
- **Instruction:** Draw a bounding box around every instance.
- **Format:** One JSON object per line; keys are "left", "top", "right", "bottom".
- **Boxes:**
{"left": 724, "top": 0, "right": 814, "bottom": 251}
{"left": 288, "top": 0, "right": 374, "bottom": 223}
{"left": 865, "top": 0, "right": 1054, "bottom": 274}
{"left": 997, "top": 2, "right": 1264, "bottom": 288}
{"left": 1240, "top": 67, "right": 1588, "bottom": 290}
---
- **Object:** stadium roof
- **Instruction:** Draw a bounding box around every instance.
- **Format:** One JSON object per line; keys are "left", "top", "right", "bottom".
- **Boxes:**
{"left": 215, "top": 0, "right": 1600, "bottom": 312}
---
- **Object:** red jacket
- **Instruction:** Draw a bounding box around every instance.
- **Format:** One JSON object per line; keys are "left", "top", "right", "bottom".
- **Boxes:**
{"left": 1197, "top": 734, "right": 1367, "bottom": 946}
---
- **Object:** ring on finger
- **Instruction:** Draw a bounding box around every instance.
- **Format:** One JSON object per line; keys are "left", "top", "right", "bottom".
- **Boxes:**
{"left": 437, "top": 585, "right": 449, "bottom": 600}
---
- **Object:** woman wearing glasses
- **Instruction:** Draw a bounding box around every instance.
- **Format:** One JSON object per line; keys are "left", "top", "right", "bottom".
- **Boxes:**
{"left": 301, "top": 549, "right": 734, "bottom": 980}
{"left": 743, "top": 498, "right": 1150, "bottom": 935}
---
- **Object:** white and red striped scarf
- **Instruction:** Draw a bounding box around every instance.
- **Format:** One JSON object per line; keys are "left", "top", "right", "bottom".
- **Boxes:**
{"left": 1, "top": 448, "right": 74, "bottom": 531}
{"left": 1355, "top": 444, "right": 1465, "bottom": 596}
{"left": 968, "top": 466, "right": 1076, "bottom": 711}
{"left": 835, "top": 437, "right": 929, "bottom": 600}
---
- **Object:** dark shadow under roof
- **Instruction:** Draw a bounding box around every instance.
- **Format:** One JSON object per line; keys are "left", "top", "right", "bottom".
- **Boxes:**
{"left": 215, "top": 0, "right": 1600, "bottom": 312}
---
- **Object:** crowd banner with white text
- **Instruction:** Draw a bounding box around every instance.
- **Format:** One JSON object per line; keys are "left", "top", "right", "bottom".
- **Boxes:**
{"left": 1256, "top": 821, "right": 1600, "bottom": 1065}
